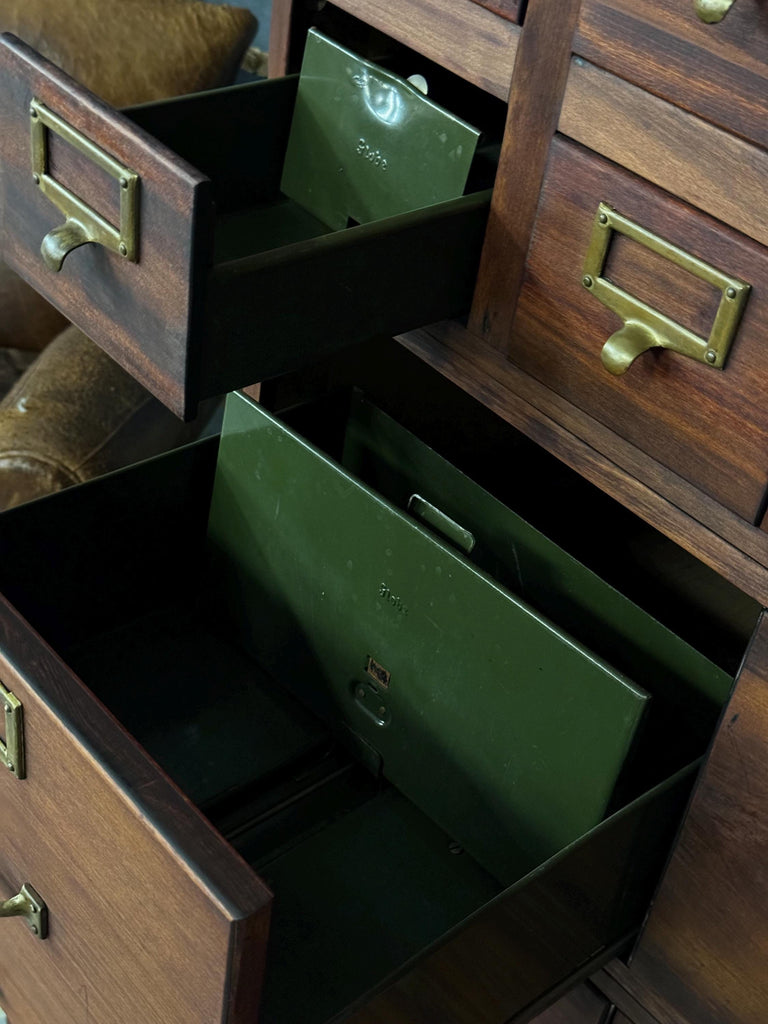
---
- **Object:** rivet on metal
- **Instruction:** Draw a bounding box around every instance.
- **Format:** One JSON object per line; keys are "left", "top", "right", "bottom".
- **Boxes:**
{"left": 32, "top": 173, "right": 40, "bottom": 185}
{"left": 119, "top": 177, "right": 129, "bottom": 189}
{"left": 706, "top": 349, "right": 717, "bottom": 364}
{"left": 29, "top": 107, "right": 38, "bottom": 119}
{"left": 582, "top": 275, "right": 593, "bottom": 288}
{"left": 119, "top": 242, "right": 128, "bottom": 257}
{"left": 599, "top": 213, "right": 609, "bottom": 225}
{"left": 726, "top": 287, "right": 737, "bottom": 299}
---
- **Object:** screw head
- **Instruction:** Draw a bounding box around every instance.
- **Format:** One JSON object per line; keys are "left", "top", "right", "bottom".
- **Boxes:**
{"left": 582, "top": 275, "right": 593, "bottom": 288}
{"left": 118, "top": 242, "right": 128, "bottom": 257}
{"left": 706, "top": 349, "right": 717, "bottom": 364}
{"left": 726, "top": 286, "right": 737, "bottom": 300}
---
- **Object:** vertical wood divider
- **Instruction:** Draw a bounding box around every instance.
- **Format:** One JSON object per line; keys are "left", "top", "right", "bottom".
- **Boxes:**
{"left": 268, "top": 0, "right": 295, "bottom": 76}
{"left": 469, "top": 0, "right": 583, "bottom": 348}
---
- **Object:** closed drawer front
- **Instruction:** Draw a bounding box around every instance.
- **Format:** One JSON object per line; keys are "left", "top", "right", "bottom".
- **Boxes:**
{"left": 510, "top": 135, "right": 768, "bottom": 524}
{"left": 575, "top": 0, "right": 768, "bottom": 150}
{"left": 0, "top": 32, "right": 491, "bottom": 419}
{"left": 0, "top": 384, "right": 752, "bottom": 1023}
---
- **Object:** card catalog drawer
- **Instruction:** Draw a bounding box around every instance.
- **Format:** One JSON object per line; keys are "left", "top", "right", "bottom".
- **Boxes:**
{"left": 0, "top": 387, "right": 751, "bottom": 1023}
{"left": 510, "top": 136, "right": 768, "bottom": 523}
{"left": 575, "top": 0, "right": 768, "bottom": 151}
{"left": 0, "top": 30, "right": 492, "bottom": 419}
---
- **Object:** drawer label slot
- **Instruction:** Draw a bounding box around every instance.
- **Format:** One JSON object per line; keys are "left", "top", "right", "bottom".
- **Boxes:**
{"left": 30, "top": 98, "right": 139, "bottom": 272}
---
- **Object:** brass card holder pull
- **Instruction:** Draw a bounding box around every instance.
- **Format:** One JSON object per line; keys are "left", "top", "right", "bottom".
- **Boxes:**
{"left": 694, "top": 0, "right": 736, "bottom": 23}
{"left": 0, "top": 884, "right": 48, "bottom": 939}
{"left": 0, "top": 679, "right": 25, "bottom": 779}
{"left": 582, "top": 203, "right": 750, "bottom": 376}
{"left": 30, "top": 99, "right": 138, "bottom": 271}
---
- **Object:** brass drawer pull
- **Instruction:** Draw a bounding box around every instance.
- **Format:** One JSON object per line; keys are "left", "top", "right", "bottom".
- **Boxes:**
{"left": 0, "top": 884, "right": 47, "bottom": 939}
{"left": 582, "top": 202, "right": 750, "bottom": 376}
{"left": 694, "top": 0, "right": 736, "bottom": 23}
{"left": 0, "top": 680, "right": 25, "bottom": 779}
{"left": 30, "top": 99, "right": 138, "bottom": 272}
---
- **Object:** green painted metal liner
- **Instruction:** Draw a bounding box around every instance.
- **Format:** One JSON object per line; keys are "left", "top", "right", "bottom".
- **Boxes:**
{"left": 208, "top": 392, "right": 660, "bottom": 885}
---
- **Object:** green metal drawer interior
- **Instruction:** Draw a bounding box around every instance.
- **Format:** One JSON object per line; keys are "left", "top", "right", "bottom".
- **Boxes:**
{"left": 0, "top": 390, "right": 752, "bottom": 1024}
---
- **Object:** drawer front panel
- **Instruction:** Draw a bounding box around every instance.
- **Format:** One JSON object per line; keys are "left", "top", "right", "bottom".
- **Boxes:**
{"left": 575, "top": 0, "right": 768, "bottom": 150}
{"left": 510, "top": 136, "right": 768, "bottom": 523}
{"left": 0, "top": 34, "right": 210, "bottom": 415}
{"left": 0, "top": 601, "right": 270, "bottom": 1024}
{"left": 628, "top": 615, "right": 768, "bottom": 1024}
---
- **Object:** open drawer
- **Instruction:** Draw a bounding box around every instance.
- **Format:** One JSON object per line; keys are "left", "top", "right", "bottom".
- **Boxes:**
{"left": 0, "top": 30, "right": 492, "bottom": 419}
{"left": 0, "top": 386, "right": 755, "bottom": 1024}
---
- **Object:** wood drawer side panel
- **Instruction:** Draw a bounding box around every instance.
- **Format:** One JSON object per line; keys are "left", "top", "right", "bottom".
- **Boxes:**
{"left": 628, "top": 613, "right": 768, "bottom": 1024}
{"left": 0, "top": 601, "right": 271, "bottom": 1024}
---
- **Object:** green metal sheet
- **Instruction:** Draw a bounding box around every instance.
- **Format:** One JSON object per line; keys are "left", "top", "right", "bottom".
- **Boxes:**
{"left": 281, "top": 29, "right": 481, "bottom": 229}
{"left": 340, "top": 395, "right": 734, "bottom": 750}
{"left": 207, "top": 393, "right": 652, "bottom": 885}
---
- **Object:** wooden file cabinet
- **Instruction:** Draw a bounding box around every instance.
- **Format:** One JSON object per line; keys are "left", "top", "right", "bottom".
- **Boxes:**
{"left": 0, "top": 0, "right": 767, "bottom": 1022}
{"left": 270, "top": 1, "right": 768, "bottom": 1023}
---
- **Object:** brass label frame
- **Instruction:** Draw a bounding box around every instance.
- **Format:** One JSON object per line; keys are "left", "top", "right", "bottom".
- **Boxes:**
{"left": 30, "top": 98, "right": 138, "bottom": 270}
{"left": 0, "top": 679, "right": 25, "bottom": 779}
{"left": 582, "top": 202, "right": 750, "bottom": 375}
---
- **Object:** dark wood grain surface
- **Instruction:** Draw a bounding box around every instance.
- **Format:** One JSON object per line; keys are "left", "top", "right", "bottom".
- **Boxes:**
{"left": 625, "top": 613, "right": 768, "bottom": 1024}
{"left": 0, "top": 601, "right": 272, "bottom": 1024}
{"left": 528, "top": 983, "right": 609, "bottom": 1023}
{"left": 510, "top": 137, "right": 768, "bottom": 523}
{"left": 0, "top": 34, "right": 211, "bottom": 418}
{"left": 469, "top": 0, "right": 581, "bottom": 346}
{"left": 469, "top": 0, "right": 521, "bottom": 23}
{"left": 575, "top": 0, "right": 768, "bottom": 151}
{"left": 397, "top": 322, "right": 768, "bottom": 604}
{"left": 559, "top": 58, "right": 768, "bottom": 251}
